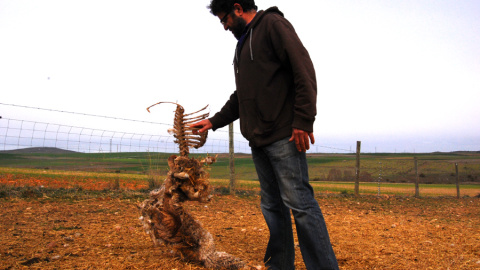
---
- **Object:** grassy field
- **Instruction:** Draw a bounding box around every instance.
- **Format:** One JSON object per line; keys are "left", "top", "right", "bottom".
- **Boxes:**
{"left": 1, "top": 168, "right": 479, "bottom": 198}
{"left": 0, "top": 150, "right": 479, "bottom": 197}
{"left": 1, "top": 151, "right": 480, "bottom": 177}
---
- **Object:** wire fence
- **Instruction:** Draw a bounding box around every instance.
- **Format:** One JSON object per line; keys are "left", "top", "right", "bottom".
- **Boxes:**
{"left": 0, "top": 103, "right": 251, "bottom": 153}
{"left": 0, "top": 117, "right": 350, "bottom": 154}
{"left": 0, "top": 117, "right": 251, "bottom": 154}
{"left": 0, "top": 103, "right": 354, "bottom": 154}
{"left": 1, "top": 103, "right": 479, "bottom": 198}
{"left": 305, "top": 158, "right": 480, "bottom": 198}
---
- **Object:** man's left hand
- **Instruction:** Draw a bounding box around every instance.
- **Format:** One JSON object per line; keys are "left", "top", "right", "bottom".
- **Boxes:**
{"left": 289, "top": 128, "right": 315, "bottom": 152}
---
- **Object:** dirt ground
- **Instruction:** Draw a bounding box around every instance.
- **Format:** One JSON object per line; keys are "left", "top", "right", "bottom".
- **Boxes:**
{"left": 1, "top": 194, "right": 479, "bottom": 270}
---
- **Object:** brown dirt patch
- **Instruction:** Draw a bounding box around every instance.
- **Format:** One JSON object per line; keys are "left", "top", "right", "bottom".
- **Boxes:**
{"left": 1, "top": 195, "right": 479, "bottom": 269}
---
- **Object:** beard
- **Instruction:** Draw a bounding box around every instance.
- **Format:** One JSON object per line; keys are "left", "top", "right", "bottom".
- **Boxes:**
{"left": 230, "top": 14, "right": 247, "bottom": 40}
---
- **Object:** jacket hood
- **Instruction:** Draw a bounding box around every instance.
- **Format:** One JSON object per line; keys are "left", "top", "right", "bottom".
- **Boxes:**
{"left": 235, "top": 7, "right": 284, "bottom": 64}
{"left": 248, "top": 6, "right": 284, "bottom": 30}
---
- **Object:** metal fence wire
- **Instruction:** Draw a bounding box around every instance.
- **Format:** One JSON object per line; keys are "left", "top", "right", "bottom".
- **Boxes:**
{"left": 0, "top": 117, "right": 252, "bottom": 154}
{"left": 0, "top": 102, "right": 353, "bottom": 154}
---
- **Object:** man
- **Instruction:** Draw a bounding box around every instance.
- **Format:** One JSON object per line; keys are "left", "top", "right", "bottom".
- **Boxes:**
{"left": 192, "top": 1, "right": 339, "bottom": 269}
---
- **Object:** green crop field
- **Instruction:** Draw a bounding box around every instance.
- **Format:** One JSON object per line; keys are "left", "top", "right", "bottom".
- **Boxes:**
{"left": 1, "top": 149, "right": 479, "bottom": 197}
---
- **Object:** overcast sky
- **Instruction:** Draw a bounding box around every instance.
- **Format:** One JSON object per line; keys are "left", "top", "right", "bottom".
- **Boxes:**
{"left": 1, "top": 0, "right": 479, "bottom": 153}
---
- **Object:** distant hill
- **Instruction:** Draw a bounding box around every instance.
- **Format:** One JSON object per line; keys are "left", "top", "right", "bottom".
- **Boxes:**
{"left": 0, "top": 147, "right": 78, "bottom": 154}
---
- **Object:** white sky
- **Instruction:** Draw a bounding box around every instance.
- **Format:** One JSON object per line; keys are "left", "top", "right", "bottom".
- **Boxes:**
{"left": 1, "top": 0, "right": 479, "bottom": 153}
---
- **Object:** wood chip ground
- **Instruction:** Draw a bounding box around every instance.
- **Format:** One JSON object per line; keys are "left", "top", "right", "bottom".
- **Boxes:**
{"left": 1, "top": 195, "right": 479, "bottom": 269}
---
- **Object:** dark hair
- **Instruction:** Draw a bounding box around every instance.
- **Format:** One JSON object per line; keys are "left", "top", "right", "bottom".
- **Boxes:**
{"left": 207, "top": 0, "right": 258, "bottom": 16}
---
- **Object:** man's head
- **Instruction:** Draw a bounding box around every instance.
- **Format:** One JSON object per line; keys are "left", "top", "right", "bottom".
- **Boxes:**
{"left": 207, "top": 1, "right": 258, "bottom": 39}
{"left": 207, "top": 0, "right": 257, "bottom": 16}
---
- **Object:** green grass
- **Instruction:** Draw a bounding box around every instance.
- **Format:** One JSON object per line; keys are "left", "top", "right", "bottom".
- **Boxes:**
{"left": 208, "top": 179, "right": 480, "bottom": 197}
{"left": 0, "top": 151, "right": 479, "bottom": 197}
{"left": 1, "top": 172, "right": 479, "bottom": 199}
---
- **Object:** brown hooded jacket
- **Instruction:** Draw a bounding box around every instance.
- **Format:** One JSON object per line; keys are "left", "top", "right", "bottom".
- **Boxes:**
{"left": 209, "top": 7, "right": 317, "bottom": 148}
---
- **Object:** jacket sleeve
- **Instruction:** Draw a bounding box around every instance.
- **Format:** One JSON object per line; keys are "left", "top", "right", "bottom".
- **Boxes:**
{"left": 269, "top": 18, "right": 317, "bottom": 133}
{"left": 209, "top": 91, "right": 240, "bottom": 131}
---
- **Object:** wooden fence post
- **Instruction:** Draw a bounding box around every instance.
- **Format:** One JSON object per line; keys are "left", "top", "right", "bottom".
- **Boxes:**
{"left": 355, "top": 141, "right": 361, "bottom": 196}
{"left": 455, "top": 163, "right": 460, "bottom": 199}
{"left": 414, "top": 157, "right": 420, "bottom": 198}
{"left": 229, "top": 123, "right": 236, "bottom": 194}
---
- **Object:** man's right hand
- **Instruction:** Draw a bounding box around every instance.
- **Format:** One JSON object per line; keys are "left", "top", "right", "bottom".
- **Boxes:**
{"left": 189, "top": 119, "right": 213, "bottom": 134}
{"left": 289, "top": 128, "right": 315, "bottom": 152}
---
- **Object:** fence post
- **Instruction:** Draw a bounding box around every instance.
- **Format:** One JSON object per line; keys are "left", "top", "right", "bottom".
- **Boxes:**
{"left": 455, "top": 163, "right": 460, "bottom": 199}
{"left": 355, "top": 141, "right": 361, "bottom": 196}
{"left": 414, "top": 157, "right": 420, "bottom": 198}
{"left": 377, "top": 162, "right": 382, "bottom": 196}
{"left": 229, "top": 123, "right": 236, "bottom": 194}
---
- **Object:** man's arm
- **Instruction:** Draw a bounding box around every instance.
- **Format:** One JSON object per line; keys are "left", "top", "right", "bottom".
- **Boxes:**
{"left": 269, "top": 18, "right": 317, "bottom": 152}
{"left": 269, "top": 19, "right": 317, "bottom": 134}
{"left": 190, "top": 90, "right": 239, "bottom": 133}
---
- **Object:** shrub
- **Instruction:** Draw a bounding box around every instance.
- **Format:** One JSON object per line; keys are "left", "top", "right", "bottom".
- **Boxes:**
{"left": 20, "top": 187, "right": 43, "bottom": 199}
{"left": 112, "top": 177, "right": 120, "bottom": 190}
{"left": 343, "top": 170, "right": 354, "bottom": 181}
{"left": 148, "top": 177, "right": 162, "bottom": 190}
{"left": 214, "top": 186, "right": 230, "bottom": 195}
{"left": 146, "top": 169, "right": 163, "bottom": 190}
{"left": 327, "top": 168, "right": 342, "bottom": 181}
{"left": 360, "top": 171, "right": 373, "bottom": 182}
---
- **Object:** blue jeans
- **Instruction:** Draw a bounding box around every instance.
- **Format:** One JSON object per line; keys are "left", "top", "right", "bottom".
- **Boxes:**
{"left": 251, "top": 137, "right": 339, "bottom": 270}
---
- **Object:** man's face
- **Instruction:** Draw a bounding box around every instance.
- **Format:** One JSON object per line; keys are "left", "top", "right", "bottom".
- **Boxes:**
{"left": 219, "top": 12, "right": 247, "bottom": 40}
{"left": 230, "top": 13, "right": 247, "bottom": 40}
